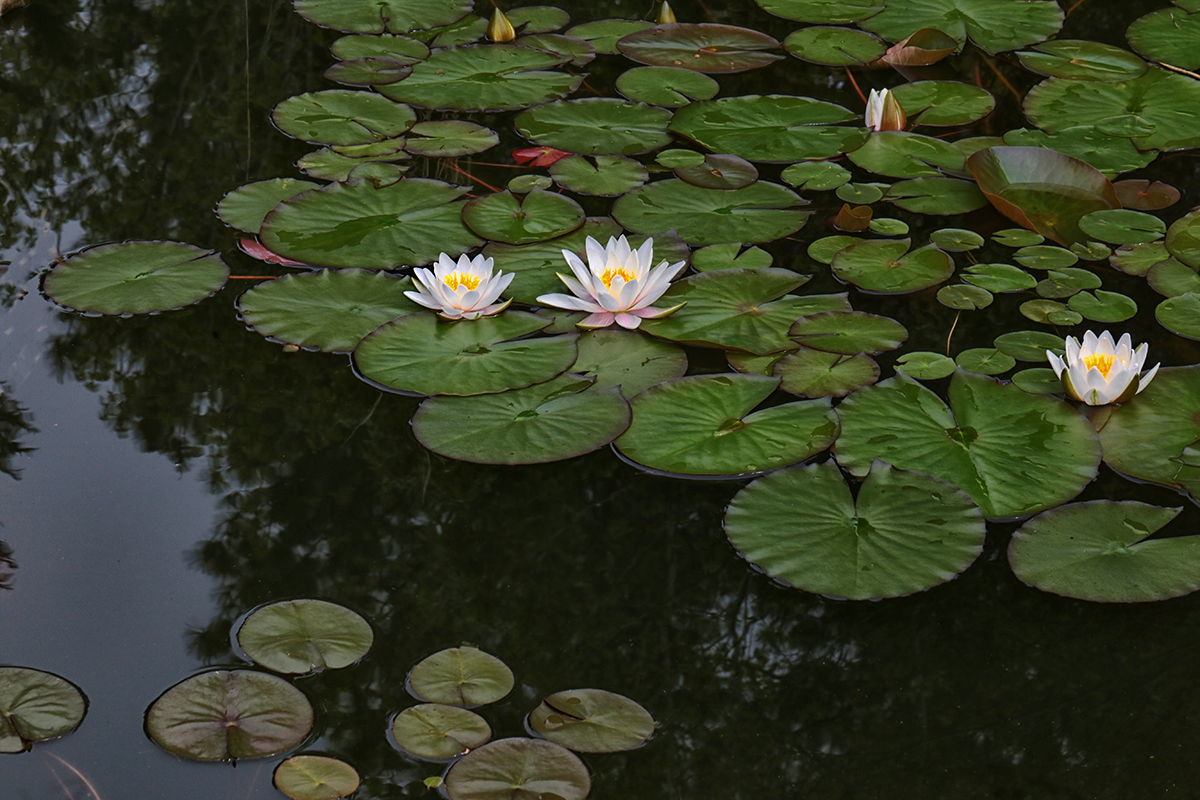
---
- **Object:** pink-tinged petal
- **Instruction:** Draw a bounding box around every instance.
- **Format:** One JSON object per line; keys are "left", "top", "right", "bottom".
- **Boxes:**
{"left": 615, "top": 277, "right": 642, "bottom": 310}
{"left": 578, "top": 311, "right": 616, "bottom": 328}
{"left": 1136, "top": 362, "right": 1161, "bottom": 393}
{"left": 633, "top": 263, "right": 677, "bottom": 306}
{"left": 437, "top": 307, "right": 468, "bottom": 320}
{"left": 537, "top": 292, "right": 604, "bottom": 313}
{"left": 614, "top": 312, "right": 643, "bottom": 329}
{"left": 238, "top": 238, "right": 314, "bottom": 267}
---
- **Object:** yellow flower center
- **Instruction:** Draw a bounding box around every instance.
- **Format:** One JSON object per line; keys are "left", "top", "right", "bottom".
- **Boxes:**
{"left": 598, "top": 265, "right": 636, "bottom": 290}
{"left": 443, "top": 271, "right": 481, "bottom": 292}
{"left": 1083, "top": 352, "right": 1118, "bottom": 379}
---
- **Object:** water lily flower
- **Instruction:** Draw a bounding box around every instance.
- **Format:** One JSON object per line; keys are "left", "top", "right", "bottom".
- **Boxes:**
{"left": 1046, "top": 330, "right": 1160, "bottom": 406}
{"left": 405, "top": 253, "right": 513, "bottom": 321}
{"left": 865, "top": 88, "right": 906, "bottom": 132}
{"left": 536, "top": 235, "right": 687, "bottom": 330}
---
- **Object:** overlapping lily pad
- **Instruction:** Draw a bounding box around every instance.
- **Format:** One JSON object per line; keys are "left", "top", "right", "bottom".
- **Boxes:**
{"left": 613, "top": 179, "right": 811, "bottom": 245}
{"left": 1127, "top": 5, "right": 1200, "bottom": 71}
{"left": 571, "top": 329, "right": 687, "bottom": 396}
{"left": 614, "top": 374, "right": 839, "bottom": 476}
{"left": 295, "top": 0, "right": 473, "bottom": 34}
{"left": 515, "top": 98, "right": 674, "bottom": 156}
{"left": 788, "top": 310, "right": 906, "bottom": 354}
{"left": 725, "top": 460, "right": 986, "bottom": 600}
{"left": 529, "top": 689, "right": 655, "bottom": 753}
{"left": 847, "top": 131, "right": 964, "bottom": 178}
{"left": 691, "top": 243, "right": 772, "bottom": 271}
{"left": 774, "top": 348, "right": 880, "bottom": 397}
{"left": 0, "top": 667, "right": 88, "bottom": 753}
{"left": 272, "top": 90, "right": 416, "bottom": 145}
{"left": 549, "top": 155, "right": 648, "bottom": 196}
{"left": 885, "top": 177, "right": 988, "bottom": 215}
{"left": 444, "top": 738, "right": 591, "bottom": 800}
{"left": 834, "top": 369, "right": 1101, "bottom": 518}
{"left": 1016, "top": 39, "right": 1147, "bottom": 81}
{"left": 274, "top": 755, "right": 361, "bottom": 800}
{"left": 218, "top": 178, "right": 320, "bottom": 233}
{"left": 462, "top": 189, "right": 585, "bottom": 244}
{"left": 403, "top": 120, "right": 498, "bottom": 156}
{"left": 565, "top": 18, "right": 654, "bottom": 53}
{"left": 616, "top": 23, "right": 784, "bottom": 72}
{"left": 830, "top": 238, "right": 954, "bottom": 293}
{"left": 391, "top": 704, "right": 492, "bottom": 759}
{"left": 1003, "top": 126, "right": 1157, "bottom": 177}
{"left": 234, "top": 599, "right": 374, "bottom": 674}
{"left": 889, "top": 81, "right": 995, "bottom": 126}
{"left": 616, "top": 66, "right": 719, "bottom": 106}
{"left": 783, "top": 26, "right": 886, "bottom": 66}
{"left": 1098, "top": 366, "right": 1200, "bottom": 495}
{"left": 670, "top": 95, "right": 865, "bottom": 162}
{"left": 753, "top": 0, "right": 882, "bottom": 23}
{"left": 859, "top": 0, "right": 1063, "bottom": 54}
{"left": 330, "top": 33, "right": 430, "bottom": 61}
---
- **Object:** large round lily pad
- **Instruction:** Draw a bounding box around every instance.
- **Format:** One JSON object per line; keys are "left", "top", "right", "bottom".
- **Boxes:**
{"left": 274, "top": 755, "right": 362, "bottom": 800}
{"left": 272, "top": 90, "right": 416, "bottom": 145}
{"left": 0, "top": 667, "right": 88, "bottom": 753}
{"left": 833, "top": 370, "right": 1101, "bottom": 519}
{"left": 783, "top": 26, "right": 886, "bottom": 66}
{"left": 725, "top": 460, "right": 986, "bottom": 600}
{"left": 295, "top": 0, "right": 473, "bottom": 34}
{"left": 831, "top": 238, "right": 955, "bottom": 293}
{"left": 615, "top": 374, "right": 839, "bottom": 477}
{"left": 550, "top": 154, "right": 648, "bottom": 196}
{"left": 1128, "top": 6, "right": 1200, "bottom": 71}
{"left": 859, "top": 0, "right": 1063, "bottom": 54}
{"left": 1017, "top": 39, "right": 1147, "bottom": 81}
{"left": 391, "top": 704, "right": 492, "bottom": 760}
{"left": 889, "top": 81, "right": 995, "bottom": 126}
{"left": 515, "top": 98, "right": 674, "bottom": 156}
{"left": 615, "top": 65, "right": 719, "bottom": 106}
{"left": 529, "top": 689, "right": 655, "bottom": 753}
{"left": 612, "top": 179, "right": 811, "bottom": 245}
{"left": 407, "top": 647, "right": 514, "bottom": 707}
{"left": 461, "top": 189, "right": 585, "bottom": 245}
{"left": 234, "top": 598, "right": 374, "bottom": 674}
{"left": 44, "top": 241, "right": 229, "bottom": 315}
{"left": 413, "top": 375, "right": 631, "bottom": 464}
{"left": 616, "top": 23, "right": 784, "bottom": 72}
{"left": 444, "top": 738, "right": 591, "bottom": 800}
{"left": 670, "top": 95, "right": 864, "bottom": 163}
{"left": 145, "top": 670, "right": 314, "bottom": 761}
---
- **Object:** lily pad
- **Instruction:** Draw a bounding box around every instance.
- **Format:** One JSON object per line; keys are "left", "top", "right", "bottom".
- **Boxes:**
{"left": 691, "top": 243, "right": 772, "bottom": 271}
{"left": 260, "top": 178, "right": 482, "bottom": 269}
{"left": 808, "top": 235, "right": 861, "bottom": 264}
{"left": 1003, "top": 126, "right": 1157, "bottom": 177}
{"left": 412, "top": 375, "right": 631, "bottom": 464}
{"left": 295, "top": 0, "right": 473, "bottom": 34}
{"left": 1035, "top": 267, "right": 1101, "bottom": 299}
{"left": 297, "top": 147, "right": 410, "bottom": 182}
{"left": 237, "top": 270, "right": 422, "bottom": 353}
{"left": 859, "top": 0, "right": 1063, "bottom": 54}
{"left": 1098, "top": 365, "right": 1200, "bottom": 492}
{"left": 354, "top": 311, "right": 575, "bottom": 397}
{"left": 390, "top": 704, "right": 492, "bottom": 760}
{"left": 1148, "top": 259, "right": 1200, "bottom": 298}
{"left": 1128, "top": 6, "right": 1200, "bottom": 71}
{"left": 962, "top": 263, "right": 1037, "bottom": 292}
{"left": 831, "top": 238, "right": 955, "bottom": 294}
{"left": 444, "top": 738, "right": 590, "bottom": 800}
{"left": 613, "top": 179, "right": 810, "bottom": 245}
{"left": 217, "top": 178, "right": 320, "bottom": 233}
{"left": 407, "top": 647, "right": 514, "bottom": 707}
{"left": 145, "top": 670, "right": 313, "bottom": 761}
{"left": 895, "top": 351, "right": 956, "bottom": 380}
{"left": 44, "top": 241, "right": 229, "bottom": 315}
{"left": 672, "top": 153, "right": 758, "bottom": 190}
{"left": 1157, "top": 292, "right": 1200, "bottom": 339}
{"left": 724, "top": 460, "right": 986, "bottom": 600}
{"left": 330, "top": 33, "right": 430, "bottom": 61}
{"left": 930, "top": 228, "right": 984, "bottom": 251}
{"left": 1012, "top": 367, "right": 1062, "bottom": 394}
{"left": 508, "top": 6, "right": 571, "bottom": 34}
{"left": 833, "top": 369, "right": 1102, "bottom": 519}
{"left": 550, "top": 154, "right": 648, "bottom": 196}
{"left": 1111, "top": 241, "right": 1172, "bottom": 276}
{"left": 1166, "top": 208, "right": 1200, "bottom": 268}
{"left": 670, "top": 95, "right": 865, "bottom": 163}
{"left": 404, "top": 120, "right": 499, "bottom": 157}
{"left": 1019, "top": 299, "right": 1082, "bottom": 325}
{"left": 0, "top": 667, "right": 88, "bottom": 753}
{"left": 234, "top": 599, "right": 373, "bottom": 674}
{"left": 847, "top": 131, "right": 964, "bottom": 178}
{"left": 571, "top": 329, "right": 687, "bottom": 396}
{"left": 614, "top": 374, "right": 839, "bottom": 477}
{"left": 781, "top": 161, "right": 851, "bottom": 190}
{"left": 324, "top": 56, "right": 414, "bottom": 86}
{"left": 783, "top": 26, "right": 886, "bottom": 66}
{"left": 1115, "top": 179, "right": 1181, "bottom": 211}
{"left": 753, "top": 0, "right": 882, "bottom": 22}
{"left": 515, "top": 98, "right": 675, "bottom": 156}
{"left": 774, "top": 348, "right": 880, "bottom": 397}
{"left": 1017, "top": 39, "right": 1147, "bottom": 81}
{"left": 1013, "top": 245, "right": 1078, "bottom": 270}
{"left": 884, "top": 177, "right": 988, "bottom": 215}
{"left": 1067, "top": 290, "right": 1137, "bottom": 323}
{"left": 565, "top": 19, "right": 655, "bottom": 54}
{"left": 641, "top": 269, "right": 851, "bottom": 354}
{"left": 515, "top": 33, "right": 596, "bottom": 67}
{"left": 616, "top": 23, "right": 784, "bottom": 73}
{"left": 529, "top": 689, "right": 655, "bottom": 753}
{"left": 274, "top": 755, "right": 362, "bottom": 800}
{"left": 272, "top": 90, "right": 416, "bottom": 145}
{"left": 462, "top": 189, "right": 585, "bottom": 245}
{"left": 1078, "top": 209, "right": 1165, "bottom": 245}
{"left": 377, "top": 45, "right": 581, "bottom": 112}
{"left": 1009, "top": 501, "right": 1200, "bottom": 602}
{"left": 788, "top": 310, "right": 906, "bottom": 354}
{"left": 938, "top": 284, "right": 994, "bottom": 310}
{"left": 955, "top": 347, "right": 1014, "bottom": 375}
{"left": 889, "top": 81, "right": 996, "bottom": 126}
{"left": 616, "top": 66, "right": 719, "bottom": 106}
{"left": 992, "top": 330, "right": 1064, "bottom": 361}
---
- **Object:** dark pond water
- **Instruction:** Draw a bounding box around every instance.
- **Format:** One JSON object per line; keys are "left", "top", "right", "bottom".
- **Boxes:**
{"left": 5, "top": 0, "right": 1200, "bottom": 796}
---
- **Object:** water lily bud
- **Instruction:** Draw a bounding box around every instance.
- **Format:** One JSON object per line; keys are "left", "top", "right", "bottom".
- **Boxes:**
{"left": 657, "top": 1, "right": 677, "bottom": 23}
{"left": 487, "top": 8, "right": 516, "bottom": 42}
{"left": 1046, "top": 330, "right": 1160, "bottom": 406}
{"left": 864, "top": 88, "right": 907, "bottom": 132}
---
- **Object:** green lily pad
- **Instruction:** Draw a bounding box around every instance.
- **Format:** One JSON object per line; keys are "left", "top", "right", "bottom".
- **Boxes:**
{"left": 869, "top": 218, "right": 909, "bottom": 236}
{"left": 1098, "top": 366, "right": 1200, "bottom": 492}
{"left": 1003, "top": 126, "right": 1158, "bottom": 177}
{"left": 330, "top": 33, "right": 430, "bottom": 61}
{"left": 670, "top": 95, "right": 865, "bottom": 163}
{"left": 550, "top": 154, "right": 648, "bottom": 196}
{"left": 1016, "top": 39, "right": 1147, "bottom": 81}
{"left": 1067, "top": 290, "right": 1137, "bottom": 323}
{"left": 260, "top": 178, "right": 482, "bottom": 269}
{"left": 725, "top": 460, "right": 985, "bottom": 600}
{"left": 808, "top": 235, "right": 861, "bottom": 264}
{"left": 889, "top": 81, "right": 996, "bottom": 126}
{"left": 895, "top": 351, "right": 956, "bottom": 380}
{"left": 1024, "top": 69, "right": 1200, "bottom": 152}
{"left": 1148, "top": 259, "right": 1200, "bottom": 297}
{"left": 274, "top": 755, "right": 361, "bottom": 800}
{"left": 237, "top": 270, "right": 422, "bottom": 353}
{"left": 616, "top": 23, "right": 784, "bottom": 73}
{"left": 938, "top": 284, "right": 994, "bottom": 310}
{"left": 0, "top": 667, "right": 87, "bottom": 753}
{"left": 847, "top": 131, "right": 964, "bottom": 178}
{"left": 884, "top": 177, "right": 988, "bottom": 214}
{"left": 859, "top": 0, "right": 1063, "bottom": 54}
{"left": 1128, "top": 6, "right": 1200, "bottom": 71}
{"left": 1071, "top": 241, "right": 1112, "bottom": 261}
{"left": 837, "top": 182, "right": 885, "bottom": 204}
{"left": 774, "top": 348, "right": 880, "bottom": 397}
{"left": 509, "top": 175, "right": 555, "bottom": 193}
{"left": 962, "top": 263, "right": 1036, "bottom": 292}
{"left": 1157, "top": 292, "right": 1200, "bottom": 339}
{"left": 403, "top": 120, "right": 499, "bottom": 157}
{"left": 641, "top": 269, "right": 850, "bottom": 354}
{"left": 831, "top": 238, "right": 955, "bottom": 293}
{"left": 44, "top": 241, "right": 229, "bottom": 315}
{"left": 295, "top": 0, "right": 472, "bottom": 34}
{"left": 1013, "top": 245, "right": 1078, "bottom": 270}
{"left": 614, "top": 374, "right": 839, "bottom": 477}
{"left": 1166, "top": 208, "right": 1200, "bottom": 268}
{"left": 783, "top": 26, "right": 886, "bottom": 65}
{"left": 571, "top": 329, "right": 687, "bottom": 396}
{"left": 354, "top": 311, "right": 575, "bottom": 396}
{"left": 955, "top": 347, "right": 1014, "bottom": 375}
{"left": 616, "top": 65, "right": 719, "bottom": 106}
{"left": 407, "top": 647, "right": 514, "bottom": 707}
{"left": 462, "top": 189, "right": 585, "bottom": 245}
{"left": 992, "top": 330, "right": 1064, "bottom": 361}
{"left": 529, "top": 689, "right": 655, "bottom": 753}
{"left": 217, "top": 178, "right": 320, "bottom": 234}
{"left": 1078, "top": 209, "right": 1166, "bottom": 244}
{"left": 833, "top": 369, "right": 1101, "bottom": 518}
{"left": 324, "top": 56, "right": 414, "bottom": 86}
{"left": 508, "top": 6, "right": 571, "bottom": 33}
{"left": 1009, "top": 501, "right": 1200, "bottom": 602}
{"left": 411, "top": 14, "right": 486, "bottom": 46}
{"left": 691, "top": 243, "right": 772, "bottom": 271}
{"left": 612, "top": 179, "right": 811, "bottom": 245}
{"left": 753, "top": 0, "right": 882, "bottom": 22}
{"left": 412, "top": 375, "right": 631, "bottom": 464}
{"left": 673, "top": 154, "right": 759, "bottom": 190}
{"left": 297, "top": 147, "right": 409, "bottom": 182}
{"left": 515, "top": 33, "right": 596, "bottom": 67}
{"left": 656, "top": 149, "right": 706, "bottom": 168}
{"left": 390, "top": 704, "right": 492, "bottom": 760}
{"left": 993, "top": 227, "right": 1044, "bottom": 247}
{"left": 515, "top": 98, "right": 675, "bottom": 156}
{"left": 1019, "top": 299, "right": 1083, "bottom": 325}
{"left": 930, "top": 228, "right": 984, "bottom": 251}
{"left": 145, "top": 670, "right": 313, "bottom": 761}
{"left": 1110, "top": 241, "right": 1171, "bottom": 276}
{"left": 781, "top": 161, "right": 851, "bottom": 190}
{"left": 565, "top": 19, "right": 655, "bottom": 54}
{"left": 1012, "top": 367, "right": 1062, "bottom": 394}
{"left": 377, "top": 45, "right": 581, "bottom": 112}
{"left": 444, "top": 738, "right": 590, "bottom": 800}
{"left": 1035, "top": 267, "right": 1101, "bottom": 299}
{"left": 234, "top": 599, "right": 373, "bottom": 674}
{"left": 788, "top": 310, "right": 906, "bottom": 354}
{"left": 272, "top": 90, "right": 416, "bottom": 145}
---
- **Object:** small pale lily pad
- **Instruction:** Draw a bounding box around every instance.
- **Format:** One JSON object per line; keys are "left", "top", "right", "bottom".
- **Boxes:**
{"left": 962, "top": 263, "right": 1037, "bottom": 292}
{"left": 781, "top": 161, "right": 851, "bottom": 191}
{"left": 938, "top": 284, "right": 994, "bottom": 310}
{"left": 783, "top": 25, "right": 886, "bottom": 65}
{"left": 444, "top": 738, "right": 590, "bottom": 800}
{"left": 616, "top": 23, "right": 785, "bottom": 73}
{"left": 955, "top": 347, "right": 1014, "bottom": 375}
{"left": 272, "top": 90, "right": 416, "bottom": 145}
{"left": 1067, "top": 290, "right": 1137, "bottom": 323}
{"left": 895, "top": 351, "right": 956, "bottom": 380}
{"left": 1019, "top": 299, "right": 1083, "bottom": 326}
{"left": 234, "top": 599, "right": 373, "bottom": 675}
{"left": 992, "top": 330, "right": 1064, "bottom": 362}
{"left": 390, "top": 704, "right": 492, "bottom": 760}
{"left": 0, "top": 667, "right": 88, "bottom": 753}
{"left": 404, "top": 120, "right": 499, "bottom": 157}
{"left": 407, "top": 647, "right": 514, "bottom": 707}
{"left": 274, "top": 755, "right": 361, "bottom": 800}
{"left": 529, "top": 689, "right": 655, "bottom": 753}
{"left": 930, "top": 228, "right": 984, "bottom": 251}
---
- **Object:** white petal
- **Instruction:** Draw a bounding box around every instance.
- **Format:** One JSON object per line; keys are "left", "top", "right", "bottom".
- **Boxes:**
{"left": 404, "top": 290, "right": 441, "bottom": 310}
{"left": 562, "top": 250, "right": 594, "bottom": 289}
{"left": 578, "top": 311, "right": 616, "bottom": 329}
{"left": 1047, "top": 352, "right": 1066, "bottom": 377}
{"left": 1136, "top": 362, "right": 1161, "bottom": 393}
{"left": 585, "top": 237, "right": 609, "bottom": 273}
{"left": 595, "top": 286, "right": 624, "bottom": 312}
{"left": 557, "top": 273, "right": 594, "bottom": 302}
{"left": 537, "top": 292, "right": 604, "bottom": 313}
{"left": 1065, "top": 335, "right": 1081, "bottom": 362}
{"left": 1130, "top": 342, "right": 1149, "bottom": 372}
{"left": 635, "top": 237, "right": 655, "bottom": 271}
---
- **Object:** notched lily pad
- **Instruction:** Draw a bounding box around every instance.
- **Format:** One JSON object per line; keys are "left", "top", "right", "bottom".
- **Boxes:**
{"left": 0, "top": 667, "right": 88, "bottom": 753}
{"left": 444, "top": 738, "right": 590, "bottom": 800}
{"left": 462, "top": 189, "right": 585, "bottom": 245}
{"left": 529, "top": 689, "right": 655, "bottom": 753}
{"left": 391, "top": 704, "right": 492, "bottom": 760}
{"left": 407, "top": 647, "right": 514, "bottom": 707}
{"left": 234, "top": 598, "right": 374, "bottom": 675}
{"left": 617, "top": 23, "right": 784, "bottom": 73}
{"left": 274, "top": 755, "right": 362, "bottom": 800}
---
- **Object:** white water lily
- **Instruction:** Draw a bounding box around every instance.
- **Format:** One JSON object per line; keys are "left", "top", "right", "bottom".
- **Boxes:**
{"left": 536, "top": 235, "right": 687, "bottom": 329}
{"left": 1046, "top": 330, "right": 1160, "bottom": 406}
{"left": 864, "top": 88, "right": 906, "bottom": 132}
{"left": 405, "top": 253, "right": 513, "bottom": 320}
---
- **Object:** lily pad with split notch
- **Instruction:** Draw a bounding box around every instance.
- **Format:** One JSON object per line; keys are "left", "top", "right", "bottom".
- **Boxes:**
{"left": 515, "top": 98, "right": 675, "bottom": 156}
{"left": 752, "top": 0, "right": 882, "bottom": 23}
{"left": 274, "top": 755, "right": 361, "bottom": 800}
{"left": 0, "top": 667, "right": 88, "bottom": 753}
{"left": 324, "top": 56, "right": 413, "bottom": 86}
{"left": 1019, "top": 299, "right": 1082, "bottom": 325}
{"left": 330, "top": 33, "right": 430, "bottom": 61}
{"left": 234, "top": 598, "right": 374, "bottom": 674}
{"left": 612, "top": 179, "right": 811, "bottom": 245}
{"left": 938, "top": 284, "right": 993, "bottom": 310}
{"left": 774, "top": 348, "right": 879, "bottom": 397}
{"left": 404, "top": 121, "right": 499, "bottom": 157}
{"left": 145, "top": 670, "right": 313, "bottom": 761}
{"left": 217, "top": 178, "right": 320, "bottom": 234}
{"left": 407, "top": 647, "right": 514, "bottom": 707}
{"left": 272, "top": 90, "right": 416, "bottom": 146}
{"left": 444, "top": 738, "right": 590, "bottom": 800}
{"left": 514, "top": 34, "right": 596, "bottom": 68}
{"left": 1078, "top": 209, "right": 1165, "bottom": 245}
{"left": 412, "top": 375, "right": 631, "bottom": 464}
{"left": 354, "top": 311, "right": 576, "bottom": 397}
{"left": 1098, "top": 366, "right": 1200, "bottom": 493}
{"left": 1156, "top": 293, "right": 1200, "bottom": 339}
{"left": 955, "top": 347, "right": 1014, "bottom": 375}
{"left": 44, "top": 241, "right": 229, "bottom": 315}
{"left": 725, "top": 460, "right": 985, "bottom": 600}
{"left": 616, "top": 66, "right": 719, "bottom": 106}
{"left": 889, "top": 81, "right": 995, "bottom": 127}
{"left": 390, "top": 704, "right": 492, "bottom": 760}
{"left": 962, "top": 263, "right": 1037, "bottom": 292}
{"left": 789, "top": 310, "right": 906, "bottom": 355}
{"left": 297, "top": 147, "right": 409, "bottom": 182}
{"left": 1148, "top": 259, "right": 1200, "bottom": 298}
{"left": 783, "top": 26, "right": 886, "bottom": 66}
{"left": 462, "top": 189, "right": 585, "bottom": 245}
{"left": 831, "top": 238, "right": 955, "bottom": 294}
{"left": 674, "top": 154, "right": 759, "bottom": 190}
{"left": 617, "top": 23, "right": 784, "bottom": 73}
{"left": 529, "top": 689, "right": 655, "bottom": 753}
{"left": 550, "top": 155, "right": 648, "bottom": 196}
{"left": 294, "top": 0, "right": 473, "bottom": 34}
{"left": 884, "top": 177, "right": 987, "bottom": 215}
{"left": 782, "top": 161, "right": 851, "bottom": 191}
{"left": 1110, "top": 241, "right": 1171, "bottom": 276}
{"left": 1016, "top": 39, "right": 1147, "bottom": 81}
{"left": 992, "top": 330, "right": 1064, "bottom": 362}
{"left": 895, "top": 351, "right": 955, "bottom": 380}
{"left": 1067, "top": 290, "right": 1137, "bottom": 323}
{"left": 1009, "top": 501, "right": 1200, "bottom": 603}
{"left": 571, "top": 329, "right": 687, "bottom": 397}
{"left": 565, "top": 19, "right": 654, "bottom": 54}
{"left": 1128, "top": 6, "right": 1200, "bottom": 71}
{"left": 614, "top": 374, "right": 839, "bottom": 477}
{"left": 691, "top": 243, "right": 772, "bottom": 271}
{"left": 859, "top": 0, "right": 1063, "bottom": 54}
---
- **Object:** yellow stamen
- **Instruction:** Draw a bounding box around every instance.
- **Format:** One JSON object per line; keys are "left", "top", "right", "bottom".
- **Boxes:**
{"left": 1083, "top": 352, "right": 1117, "bottom": 378}
{"left": 443, "top": 271, "right": 481, "bottom": 291}
{"left": 598, "top": 266, "right": 636, "bottom": 290}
